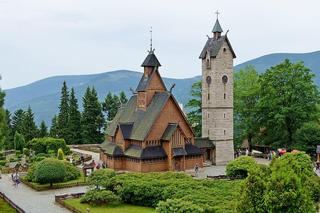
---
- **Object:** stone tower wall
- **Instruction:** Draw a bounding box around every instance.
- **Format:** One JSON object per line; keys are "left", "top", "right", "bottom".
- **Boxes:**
{"left": 201, "top": 40, "right": 234, "bottom": 165}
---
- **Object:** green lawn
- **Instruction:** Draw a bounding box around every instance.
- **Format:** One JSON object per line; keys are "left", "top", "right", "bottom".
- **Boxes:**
{"left": 0, "top": 197, "right": 16, "bottom": 213}
{"left": 64, "top": 198, "right": 155, "bottom": 213}
{"left": 21, "top": 172, "right": 87, "bottom": 191}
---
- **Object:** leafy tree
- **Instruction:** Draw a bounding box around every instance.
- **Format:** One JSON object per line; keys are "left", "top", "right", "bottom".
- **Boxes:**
{"left": 119, "top": 91, "right": 128, "bottom": 105}
{"left": 27, "top": 137, "right": 69, "bottom": 155}
{"left": 22, "top": 106, "right": 38, "bottom": 142}
{"left": 57, "top": 81, "right": 69, "bottom": 141}
{"left": 186, "top": 81, "right": 202, "bottom": 137}
{"left": 38, "top": 120, "right": 48, "bottom": 138}
{"left": 294, "top": 122, "right": 320, "bottom": 154}
{"left": 49, "top": 115, "right": 59, "bottom": 138}
{"left": 14, "top": 131, "right": 25, "bottom": 151}
{"left": 234, "top": 66, "right": 260, "bottom": 148}
{"left": 34, "top": 158, "right": 66, "bottom": 186}
{"left": 82, "top": 87, "right": 104, "bottom": 144}
{"left": 88, "top": 169, "right": 116, "bottom": 190}
{"left": 57, "top": 148, "right": 64, "bottom": 160}
{"left": 257, "top": 60, "right": 319, "bottom": 148}
{"left": 67, "top": 88, "right": 82, "bottom": 144}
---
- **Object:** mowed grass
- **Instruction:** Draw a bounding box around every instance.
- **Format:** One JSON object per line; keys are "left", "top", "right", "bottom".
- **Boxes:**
{"left": 64, "top": 198, "right": 155, "bottom": 213}
{"left": 0, "top": 197, "right": 16, "bottom": 213}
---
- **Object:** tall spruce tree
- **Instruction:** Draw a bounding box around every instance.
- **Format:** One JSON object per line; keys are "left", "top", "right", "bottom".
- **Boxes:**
{"left": 186, "top": 81, "right": 202, "bottom": 137}
{"left": 0, "top": 85, "right": 7, "bottom": 150}
{"left": 22, "top": 106, "right": 37, "bottom": 142}
{"left": 57, "top": 81, "right": 69, "bottom": 141}
{"left": 102, "top": 92, "right": 113, "bottom": 121}
{"left": 39, "top": 120, "right": 48, "bottom": 138}
{"left": 82, "top": 87, "right": 104, "bottom": 144}
{"left": 11, "top": 109, "right": 25, "bottom": 138}
{"left": 67, "top": 88, "right": 82, "bottom": 144}
{"left": 50, "top": 115, "right": 59, "bottom": 138}
{"left": 119, "top": 91, "right": 128, "bottom": 105}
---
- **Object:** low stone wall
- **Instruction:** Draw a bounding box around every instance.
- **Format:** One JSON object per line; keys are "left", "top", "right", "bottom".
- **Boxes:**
{"left": 55, "top": 193, "right": 85, "bottom": 213}
{"left": 0, "top": 192, "right": 25, "bottom": 213}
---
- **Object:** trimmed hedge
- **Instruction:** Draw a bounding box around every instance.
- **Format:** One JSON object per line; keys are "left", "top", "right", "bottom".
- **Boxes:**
{"left": 226, "top": 156, "right": 258, "bottom": 179}
{"left": 80, "top": 190, "right": 121, "bottom": 206}
{"left": 27, "top": 137, "right": 70, "bottom": 155}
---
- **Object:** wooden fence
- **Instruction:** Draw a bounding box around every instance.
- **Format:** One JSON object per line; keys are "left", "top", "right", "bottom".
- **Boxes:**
{"left": 0, "top": 192, "right": 25, "bottom": 213}
{"left": 55, "top": 193, "right": 85, "bottom": 213}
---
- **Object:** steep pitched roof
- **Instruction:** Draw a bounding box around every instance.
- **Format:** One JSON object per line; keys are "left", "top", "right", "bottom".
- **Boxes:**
{"left": 119, "top": 123, "right": 133, "bottom": 139}
{"left": 141, "top": 51, "right": 161, "bottom": 67}
{"left": 100, "top": 141, "right": 124, "bottom": 156}
{"left": 106, "top": 92, "right": 171, "bottom": 141}
{"left": 125, "top": 145, "right": 167, "bottom": 159}
{"left": 136, "top": 68, "right": 167, "bottom": 92}
{"left": 199, "top": 35, "right": 236, "bottom": 59}
{"left": 161, "top": 123, "right": 178, "bottom": 141}
{"left": 185, "top": 143, "right": 202, "bottom": 155}
{"left": 212, "top": 19, "right": 223, "bottom": 33}
{"left": 173, "top": 147, "right": 187, "bottom": 157}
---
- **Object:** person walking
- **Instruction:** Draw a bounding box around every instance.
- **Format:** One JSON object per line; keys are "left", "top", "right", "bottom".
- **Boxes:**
{"left": 194, "top": 164, "right": 199, "bottom": 177}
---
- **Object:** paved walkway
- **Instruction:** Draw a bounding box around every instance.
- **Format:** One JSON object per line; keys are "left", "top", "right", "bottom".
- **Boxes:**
{"left": 70, "top": 148, "right": 102, "bottom": 164}
{"left": 0, "top": 174, "right": 88, "bottom": 213}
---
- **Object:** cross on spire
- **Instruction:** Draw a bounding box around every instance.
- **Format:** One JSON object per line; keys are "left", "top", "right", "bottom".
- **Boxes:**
{"left": 215, "top": 10, "right": 220, "bottom": 20}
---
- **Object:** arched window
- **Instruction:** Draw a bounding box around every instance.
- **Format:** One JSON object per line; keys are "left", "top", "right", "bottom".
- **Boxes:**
{"left": 208, "top": 93, "right": 210, "bottom": 100}
{"left": 206, "top": 59, "right": 211, "bottom": 69}
{"left": 223, "top": 113, "right": 226, "bottom": 118}
{"left": 224, "top": 93, "right": 226, "bottom": 99}
{"left": 224, "top": 130, "right": 226, "bottom": 135}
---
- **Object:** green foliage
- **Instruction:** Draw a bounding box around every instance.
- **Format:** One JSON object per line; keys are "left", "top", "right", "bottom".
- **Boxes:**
{"left": 226, "top": 156, "right": 258, "bottom": 179}
{"left": 81, "top": 190, "right": 121, "bottom": 206}
{"left": 112, "top": 172, "right": 239, "bottom": 212}
{"left": 49, "top": 115, "right": 59, "bottom": 138}
{"left": 102, "top": 91, "right": 124, "bottom": 122}
{"left": 38, "top": 120, "right": 48, "bottom": 138}
{"left": 237, "top": 153, "right": 317, "bottom": 212}
{"left": 57, "top": 148, "right": 64, "bottom": 160}
{"left": 88, "top": 169, "right": 116, "bottom": 189}
{"left": 23, "top": 148, "right": 30, "bottom": 156}
{"left": 10, "top": 109, "right": 25, "bottom": 146}
{"left": 57, "top": 81, "right": 70, "bottom": 142}
{"left": 67, "top": 88, "right": 82, "bottom": 145}
{"left": 234, "top": 66, "right": 260, "bottom": 148}
{"left": 27, "top": 137, "right": 69, "bottom": 155}
{"left": 119, "top": 91, "right": 128, "bottom": 105}
{"left": 258, "top": 59, "right": 319, "bottom": 148}
{"left": 34, "top": 158, "right": 66, "bottom": 185}
{"left": 63, "top": 161, "right": 80, "bottom": 181}
{"left": 0, "top": 160, "right": 6, "bottom": 166}
{"left": 82, "top": 87, "right": 104, "bottom": 144}
{"left": 22, "top": 106, "right": 38, "bottom": 142}
{"left": 185, "top": 81, "right": 202, "bottom": 137}
{"left": 156, "top": 198, "right": 204, "bottom": 213}
{"left": 14, "top": 131, "right": 25, "bottom": 151}
{"left": 294, "top": 122, "right": 320, "bottom": 153}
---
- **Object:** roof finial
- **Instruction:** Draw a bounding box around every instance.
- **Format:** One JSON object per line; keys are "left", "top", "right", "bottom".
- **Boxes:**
{"left": 149, "top": 26, "right": 153, "bottom": 53}
{"left": 215, "top": 10, "right": 220, "bottom": 20}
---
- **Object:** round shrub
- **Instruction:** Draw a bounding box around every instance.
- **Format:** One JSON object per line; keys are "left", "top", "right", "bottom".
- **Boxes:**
{"left": 25, "top": 162, "right": 39, "bottom": 182}
{"left": 23, "top": 148, "right": 30, "bottom": 156}
{"left": 226, "top": 156, "right": 258, "bottom": 179}
{"left": 34, "top": 158, "right": 66, "bottom": 186}
{"left": 80, "top": 190, "right": 121, "bottom": 206}
{"left": 63, "top": 161, "right": 80, "bottom": 181}
{"left": 156, "top": 199, "right": 204, "bottom": 213}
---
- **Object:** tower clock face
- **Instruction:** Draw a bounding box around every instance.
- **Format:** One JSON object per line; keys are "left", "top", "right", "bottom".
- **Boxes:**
{"left": 206, "top": 76, "right": 212, "bottom": 85}
{"left": 222, "top": 75, "right": 228, "bottom": 84}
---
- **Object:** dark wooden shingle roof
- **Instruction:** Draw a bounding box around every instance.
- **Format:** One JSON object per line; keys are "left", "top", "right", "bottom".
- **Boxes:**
{"left": 199, "top": 36, "right": 236, "bottom": 59}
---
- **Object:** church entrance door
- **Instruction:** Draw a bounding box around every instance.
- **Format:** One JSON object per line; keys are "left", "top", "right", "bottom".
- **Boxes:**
{"left": 174, "top": 158, "right": 182, "bottom": 171}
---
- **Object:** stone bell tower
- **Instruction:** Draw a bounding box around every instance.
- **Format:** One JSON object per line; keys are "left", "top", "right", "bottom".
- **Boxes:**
{"left": 199, "top": 13, "right": 236, "bottom": 165}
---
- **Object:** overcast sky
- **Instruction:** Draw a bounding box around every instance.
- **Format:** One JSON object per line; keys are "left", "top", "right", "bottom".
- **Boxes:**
{"left": 0, "top": 0, "right": 319, "bottom": 89}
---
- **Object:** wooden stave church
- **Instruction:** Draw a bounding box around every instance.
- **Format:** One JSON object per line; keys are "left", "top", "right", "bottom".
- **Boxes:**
{"left": 99, "top": 49, "right": 203, "bottom": 172}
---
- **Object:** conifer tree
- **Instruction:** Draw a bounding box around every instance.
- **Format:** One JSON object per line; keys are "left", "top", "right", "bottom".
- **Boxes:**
{"left": 39, "top": 120, "right": 48, "bottom": 138}
{"left": 82, "top": 87, "right": 104, "bottom": 144}
{"left": 102, "top": 92, "right": 113, "bottom": 121}
{"left": 67, "top": 88, "right": 82, "bottom": 144}
{"left": 57, "top": 81, "right": 69, "bottom": 141}
{"left": 11, "top": 109, "right": 25, "bottom": 138}
{"left": 50, "top": 115, "right": 59, "bottom": 138}
{"left": 0, "top": 85, "right": 7, "bottom": 150}
{"left": 14, "top": 131, "right": 25, "bottom": 151}
{"left": 4, "top": 109, "right": 13, "bottom": 149}
{"left": 111, "top": 95, "right": 121, "bottom": 119}
{"left": 119, "top": 91, "right": 128, "bottom": 105}
{"left": 22, "top": 106, "right": 38, "bottom": 142}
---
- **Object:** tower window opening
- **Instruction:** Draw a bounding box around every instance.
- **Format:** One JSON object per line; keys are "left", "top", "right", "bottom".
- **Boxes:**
{"left": 223, "top": 48, "right": 226, "bottom": 52}
{"left": 208, "top": 129, "right": 210, "bottom": 136}
{"left": 223, "top": 113, "right": 226, "bottom": 118}
{"left": 224, "top": 130, "right": 226, "bottom": 135}
{"left": 208, "top": 93, "right": 210, "bottom": 100}
{"left": 206, "top": 59, "right": 211, "bottom": 69}
{"left": 224, "top": 93, "right": 226, "bottom": 99}
{"left": 208, "top": 113, "right": 210, "bottom": 118}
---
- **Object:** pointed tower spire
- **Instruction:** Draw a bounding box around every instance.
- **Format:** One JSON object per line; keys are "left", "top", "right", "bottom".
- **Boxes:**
{"left": 212, "top": 10, "right": 223, "bottom": 39}
{"left": 141, "top": 27, "right": 161, "bottom": 68}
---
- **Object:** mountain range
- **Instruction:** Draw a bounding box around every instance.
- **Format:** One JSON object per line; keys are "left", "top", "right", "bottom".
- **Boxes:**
{"left": 4, "top": 51, "right": 320, "bottom": 125}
